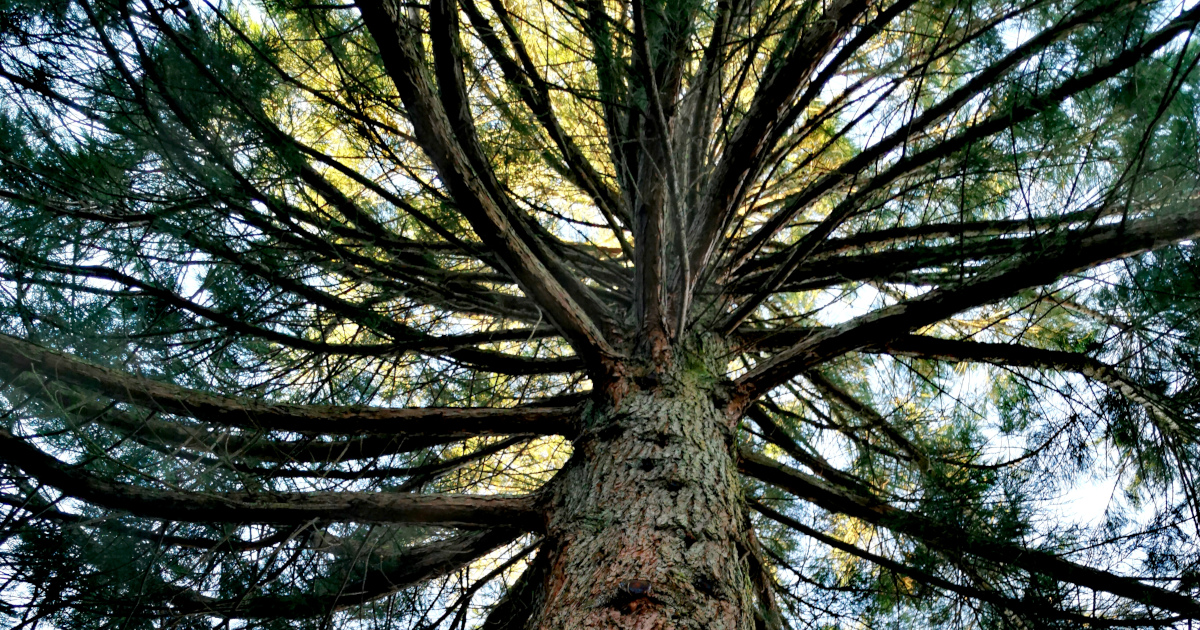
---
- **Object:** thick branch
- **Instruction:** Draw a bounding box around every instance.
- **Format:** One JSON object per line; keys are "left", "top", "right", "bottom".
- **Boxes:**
{"left": 749, "top": 500, "right": 1184, "bottom": 627}
{"left": 0, "top": 333, "right": 577, "bottom": 436}
{"left": 730, "top": 236, "right": 1064, "bottom": 294}
{"left": 880, "top": 335, "right": 1187, "bottom": 436}
{"left": 721, "top": 0, "right": 1199, "bottom": 302}
{"left": 630, "top": 0, "right": 671, "bottom": 360}
{"left": 0, "top": 494, "right": 301, "bottom": 552}
{"left": 689, "top": 0, "right": 874, "bottom": 281}
{"left": 459, "top": 0, "right": 629, "bottom": 241}
{"left": 742, "top": 329, "right": 1187, "bottom": 440}
{"left": 0, "top": 427, "right": 542, "bottom": 528}
{"left": 162, "top": 529, "right": 521, "bottom": 618}
{"left": 7, "top": 377, "right": 500, "bottom": 464}
{"left": 731, "top": 210, "right": 1200, "bottom": 412}
{"left": 356, "top": 0, "right": 621, "bottom": 375}
{"left": 738, "top": 449, "right": 1200, "bottom": 617}
{"left": 252, "top": 435, "right": 533, "bottom": 481}
{"left": 0, "top": 243, "right": 573, "bottom": 373}
{"left": 802, "top": 206, "right": 1135, "bottom": 260}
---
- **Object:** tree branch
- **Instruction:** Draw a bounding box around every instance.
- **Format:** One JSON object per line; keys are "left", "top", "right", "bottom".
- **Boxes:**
{"left": 156, "top": 529, "right": 522, "bottom": 618}
{"left": 0, "top": 240, "right": 574, "bottom": 373}
{"left": 749, "top": 500, "right": 1186, "bottom": 627}
{"left": 481, "top": 535, "right": 556, "bottom": 629}
{"left": 720, "top": 0, "right": 1197, "bottom": 301}
{"left": 744, "top": 403, "right": 872, "bottom": 493}
{"left": 803, "top": 370, "right": 931, "bottom": 473}
{"left": 459, "top": 0, "right": 630, "bottom": 243}
{"left": 880, "top": 335, "right": 1188, "bottom": 437}
{"left": 0, "top": 427, "right": 543, "bottom": 528}
{"left": 0, "top": 333, "right": 578, "bottom": 436}
{"left": 730, "top": 209, "right": 1200, "bottom": 413}
{"left": 739, "top": 449, "right": 1200, "bottom": 617}
{"left": 689, "top": 0, "right": 875, "bottom": 282}
{"left": 0, "top": 494, "right": 302, "bottom": 552}
{"left": 356, "top": 0, "right": 621, "bottom": 377}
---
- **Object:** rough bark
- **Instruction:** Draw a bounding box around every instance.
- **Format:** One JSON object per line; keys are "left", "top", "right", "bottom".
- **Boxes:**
{"left": 528, "top": 357, "right": 756, "bottom": 629}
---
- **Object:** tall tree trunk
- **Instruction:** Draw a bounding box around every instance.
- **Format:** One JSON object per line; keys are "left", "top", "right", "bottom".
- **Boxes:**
{"left": 528, "top": 352, "right": 757, "bottom": 629}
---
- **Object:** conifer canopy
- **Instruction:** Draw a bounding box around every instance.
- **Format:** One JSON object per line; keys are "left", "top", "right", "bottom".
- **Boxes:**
{"left": 1, "top": 0, "right": 1199, "bottom": 626}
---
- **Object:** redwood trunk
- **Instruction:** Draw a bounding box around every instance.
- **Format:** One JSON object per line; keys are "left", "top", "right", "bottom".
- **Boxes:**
{"left": 527, "top": 366, "right": 757, "bottom": 629}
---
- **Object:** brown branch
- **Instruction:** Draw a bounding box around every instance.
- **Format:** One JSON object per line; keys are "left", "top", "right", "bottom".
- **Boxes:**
{"left": 729, "top": 236, "right": 1062, "bottom": 294}
{"left": 745, "top": 329, "right": 1190, "bottom": 437}
{"left": 717, "top": 3, "right": 1199, "bottom": 334}
{"left": 158, "top": 17, "right": 620, "bottom": 331}
{"left": 631, "top": 0, "right": 693, "bottom": 337}
{"left": 7, "top": 376, "right": 495, "bottom": 464}
{"left": 730, "top": 209, "right": 1200, "bottom": 414}
{"left": 430, "top": 0, "right": 506, "bottom": 201}
{"left": 741, "top": 328, "right": 1188, "bottom": 450}
{"left": 167, "top": 5, "right": 484, "bottom": 257}
{"left": 106, "top": 415, "right": 494, "bottom": 464}
{"left": 459, "top": 0, "right": 631, "bottom": 246}
{"left": 803, "top": 205, "right": 1136, "bottom": 260}
{"left": 0, "top": 242, "right": 573, "bottom": 373}
{"left": 630, "top": 0, "right": 671, "bottom": 360}
{"left": 803, "top": 370, "right": 931, "bottom": 474}
{"left": 575, "top": 0, "right": 632, "bottom": 206}
{"left": 744, "top": 403, "right": 871, "bottom": 493}
{"left": 681, "top": 0, "right": 737, "bottom": 212}
{"left": 880, "top": 336, "right": 1188, "bottom": 437}
{"left": 728, "top": 201, "right": 1164, "bottom": 294}
{"left": 738, "top": 450, "right": 1200, "bottom": 617}
{"left": 689, "top": 0, "right": 875, "bottom": 282}
{"left": 0, "top": 333, "right": 577, "bottom": 436}
{"left": 250, "top": 435, "right": 533, "bottom": 481}
{"left": 722, "top": 0, "right": 1163, "bottom": 279}
{"left": 156, "top": 529, "right": 522, "bottom": 618}
{"left": 0, "top": 494, "right": 302, "bottom": 552}
{"left": 481, "top": 535, "right": 556, "bottom": 629}
{"left": 0, "top": 427, "right": 543, "bottom": 528}
{"left": 0, "top": 194, "right": 550, "bottom": 326}
{"left": 22, "top": 377, "right": 535, "bottom": 476}
{"left": 749, "top": 500, "right": 1186, "bottom": 627}
{"left": 162, "top": 232, "right": 571, "bottom": 374}
{"left": 356, "top": 0, "right": 621, "bottom": 376}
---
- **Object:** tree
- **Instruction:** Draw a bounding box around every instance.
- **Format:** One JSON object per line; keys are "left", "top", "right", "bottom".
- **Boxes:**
{"left": 0, "top": 0, "right": 1199, "bottom": 625}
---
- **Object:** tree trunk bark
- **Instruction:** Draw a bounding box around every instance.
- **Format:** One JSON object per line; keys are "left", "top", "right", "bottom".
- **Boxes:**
{"left": 528, "top": 366, "right": 757, "bottom": 630}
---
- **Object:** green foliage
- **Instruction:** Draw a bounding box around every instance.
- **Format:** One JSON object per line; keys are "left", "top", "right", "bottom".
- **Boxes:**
{"left": 1, "top": 0, "right": 1199, "bottom": 626}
